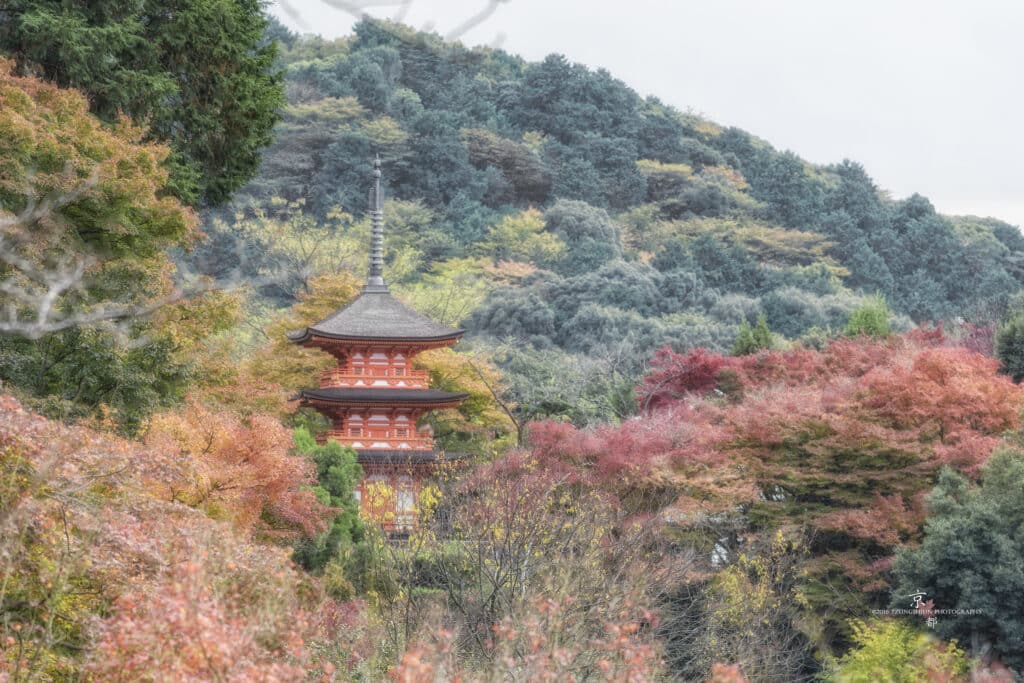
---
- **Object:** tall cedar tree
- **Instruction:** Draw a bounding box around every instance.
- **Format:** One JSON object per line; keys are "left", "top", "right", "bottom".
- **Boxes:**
{"left": 0, "top": 0, "right": 284, "bottom": 205}
{"left": 893, "top": 448, "right": 1024, "bottom": 668}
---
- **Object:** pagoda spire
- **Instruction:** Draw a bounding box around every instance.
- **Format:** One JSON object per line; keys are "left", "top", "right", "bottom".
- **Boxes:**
{"left": 364, "top": 155, "right": 388, "bottom": 293}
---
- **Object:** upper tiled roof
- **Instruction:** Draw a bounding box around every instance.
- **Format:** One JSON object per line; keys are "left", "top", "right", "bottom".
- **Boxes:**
{"left": 298, "top": 387, "right": 468, "bottom": 405}
{"left": 287, "top": 290, "right": 463, "bottom": 343}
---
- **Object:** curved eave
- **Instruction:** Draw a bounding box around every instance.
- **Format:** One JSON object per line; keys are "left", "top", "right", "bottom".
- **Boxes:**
{"left": 297, "top": 389, "right": 469, "bottom": 409}
{"left": 287, "top": 329, "right": 464, "bottom": 345}
{"left": 355, "top": 449, "right": 467, "bottom": 465}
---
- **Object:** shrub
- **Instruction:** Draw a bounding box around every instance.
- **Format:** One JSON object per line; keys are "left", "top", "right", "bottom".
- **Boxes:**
{"left": 996, "top": 311, "right": 1024, "bottom": 382}
{"left": 844, "top": 294, "right": 892, "bottom": 338}
{"left": 732, "top": 314, "right": 774, "bottom": 355}
{"left": 834, "top": 619, "right": 967, "bottom": 682}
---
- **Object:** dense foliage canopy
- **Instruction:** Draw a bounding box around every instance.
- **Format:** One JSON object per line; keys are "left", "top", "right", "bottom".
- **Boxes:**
{"left": 0, "top": 0, "right": 284, "bottom": 204}
{"left": 186, "top": 17, "right": 1024, "bottom": 429}
{"left": 5, "top": 12, "right": 1024, "bottom": 682}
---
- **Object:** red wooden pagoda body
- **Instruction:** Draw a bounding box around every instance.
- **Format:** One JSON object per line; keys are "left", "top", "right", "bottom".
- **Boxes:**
{"left": 289, "top": 159, "right": 466, "bottom": 532}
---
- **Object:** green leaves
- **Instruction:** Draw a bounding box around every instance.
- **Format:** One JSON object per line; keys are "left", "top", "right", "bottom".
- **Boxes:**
{"left": 291, "top": 427, "right": 366, "bottom": 573}
{"left": 892, "top": 447, "right": 1024, "bottom": 669}
{"left": 1, "top": 0, "right": 284, "bottom": 206}
{"left": 844, "top": 294, "right": 893, "bottom": 338}
{"left": 997, "top": 307, "right": 1024, "bottom": 382}
{"left": 732, "top": 314, "right": 774, "bottom": 356}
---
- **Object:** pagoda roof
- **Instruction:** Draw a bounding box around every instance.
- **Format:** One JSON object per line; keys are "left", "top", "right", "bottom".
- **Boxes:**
{"left": 298, "top": 387, "right": 468, "bottom": 407}
{"left": 287, "top": 290, "right": 464, "bottom": 344}
{"left": 354, "top": 449, "right": 465, "bottom": 464}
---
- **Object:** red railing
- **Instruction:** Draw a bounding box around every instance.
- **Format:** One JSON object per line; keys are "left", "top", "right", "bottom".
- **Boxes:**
{"left": 319, "top": 367, "right": 430, "bottom": 388}
{"left": 320, "top": 430, "right": 434, "bottom": 450}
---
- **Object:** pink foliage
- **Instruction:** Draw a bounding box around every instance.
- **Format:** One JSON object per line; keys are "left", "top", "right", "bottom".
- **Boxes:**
{"left": 0, "top": 394, "right": 365, "bottom": 680}
{"left": 638, "top": 347, "right": 727, "bottom": 410}
{"left": 707, "top": 663, "right": 750, "bottom": 683}
{"left": 527, "top": 404, "right": 728, "bottom": 492}
{"left": 392, "top": 596, "right": 662, "bottom": 682}
{"left": 88, "top": 561, "right": 310, "bottom": 682}
{"left": 613, "top": 334, "right": 1021, "bottom": 589}
{"left": 962, "top": 322, "right": 997, "bottom": 357}
{"left": 906, "top": 322, "right": 947, "bottom": 347}
{"left": 934, "top": 432, "right": 1003, "bottom": 478}
{"left": 856, "top": 347, "right": 1020, "bottom": 438}
{"left": 972, "top": 661, "right": 1017, "bottom": 682}
{"left": 636, "top": 337, "right": 914, "bottom": 412}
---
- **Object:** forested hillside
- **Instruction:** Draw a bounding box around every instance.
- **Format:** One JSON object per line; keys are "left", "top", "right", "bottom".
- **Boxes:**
{"left": 187, "top": 18, "right": 1024, "bottom": 428}
{"left": 5, "top": 10, "right": 1024, "bottom": 682}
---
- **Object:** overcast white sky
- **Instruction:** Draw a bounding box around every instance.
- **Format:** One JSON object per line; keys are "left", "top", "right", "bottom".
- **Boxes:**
{"left": 271, "top": 0, "right": 1024, "bottom": 227}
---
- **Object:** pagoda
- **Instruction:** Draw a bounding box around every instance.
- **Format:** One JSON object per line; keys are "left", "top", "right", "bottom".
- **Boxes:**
{"left": 288, "top": 158, "right": 467, "bottom": 532}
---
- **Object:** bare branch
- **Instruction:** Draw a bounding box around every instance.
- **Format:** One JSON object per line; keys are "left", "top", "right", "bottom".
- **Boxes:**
{"left": 0, "top": 173, "right": 294, "bottom": 340}
{"left": 278, "top": 0, "right": 511, "bottom": 44}
{"left": 444, "top": 0, "right": 509, "bottom": 41}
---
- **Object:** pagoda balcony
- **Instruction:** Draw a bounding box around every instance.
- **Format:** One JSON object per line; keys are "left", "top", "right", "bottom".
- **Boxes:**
{"left": 319, "top": 367, "right": 430, "bottom": 389}
{"left": 319, "top": 430, "right": 435, "bottom": 451}
{"left": 380, "top": 514, "right": 417, "bottom": 534}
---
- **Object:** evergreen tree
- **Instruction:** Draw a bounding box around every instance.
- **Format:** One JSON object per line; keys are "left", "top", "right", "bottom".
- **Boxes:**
{"left": 996, "top": 308, "right": 1024, "bottom": 382}
{"left": 892, "top": 448, "right": 1024, "bottom": 668}
{"left": 844, "top": 294, "right": 892, "bottom": 337}
{"left": 291, "top": 428, "right": 366, "bottom": 573}
{"left": 732, "top": 314, "right": 774, "bottom": 355}
{"left": 0, "top": 0, "right": 284, "bottom": 205}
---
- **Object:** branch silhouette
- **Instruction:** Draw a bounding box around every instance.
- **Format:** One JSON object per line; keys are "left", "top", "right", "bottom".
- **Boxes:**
{"left": 277, "top": 0, "right": 511, "bottom": 44}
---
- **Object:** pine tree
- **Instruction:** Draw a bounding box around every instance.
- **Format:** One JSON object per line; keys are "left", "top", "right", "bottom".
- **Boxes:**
{"left": 996, "top": 310, "right": 1024, "bottom": 382}
{"left": 892, "top": 448, "right": 1024, "bottom": 668}
{"left": 732, "top": 314, "right": 774, "bottom": 355}
{"left": 844, "top": 294, "right": 892, "bottom": 337}
{"left": 0, "top": 0, "right": 284, "bottom": 205}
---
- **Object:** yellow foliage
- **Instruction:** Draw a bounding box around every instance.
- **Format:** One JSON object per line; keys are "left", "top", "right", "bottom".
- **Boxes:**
{"left": 482, "top": 259, "right": 538, "bottom": 284}
{"left": 360, "top": 116, "right": 408, "bottom": 147}
{"left": 836, "top": 619, "right": 968, "bottom": 683}
{"left": 246, "top": 273, "right": 362, "bottom": 392}
{"left": 286, "top": 96, "right": 365, "bottom": 124}
{"left": 415, "top": 348, "right": 516, "bottom": 452}
{"left": 152, "top": 289, "right": 243, "bottom": 355}
{"left": 655, "top": 217, "right": 849, "bottom": 276}
{"left": 397, "top": 257, "right": 495, "bottom": 326}
{"left": 636, "top": 159, "right": 695, "bottom": 178}
{"left": 477, "top": 208, "right": 566, "bottom": 265}
{"left": 363, "top": 480, "right": 397, "bottom": 527}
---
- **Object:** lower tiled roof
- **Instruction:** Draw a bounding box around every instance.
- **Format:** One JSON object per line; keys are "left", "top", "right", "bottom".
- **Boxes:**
{"left": 355, "top": 449, "right": 466, "bottom": 464}
{"left": 299, "top": 387, "right": 468, "bottom": 404}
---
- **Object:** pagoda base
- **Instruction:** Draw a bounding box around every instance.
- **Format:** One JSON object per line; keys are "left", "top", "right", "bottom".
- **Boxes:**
{"left": 354, "top": 449, "right": 464, "bottom": 535}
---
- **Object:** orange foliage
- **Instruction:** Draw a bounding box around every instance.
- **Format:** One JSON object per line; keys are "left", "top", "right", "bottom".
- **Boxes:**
{"left": 707, "top": 663, "right": 749, "bottom": 683}
{"left": 145, "top": 399, "right": 329, "bottom": 539}
{"left": 856, "top": 347, "right": 1019, "bottom": 439}
{"left": 816, "top": 493, "right": 927, "bottom": 547}
{"left": 0, "top": 394, "right": 369, "bottom": 679}
{"left": 536, "top": 335, "right": 1024, "bottom": 595}
{"left": 88, "top": 559, "right": 310, "bottom": 682}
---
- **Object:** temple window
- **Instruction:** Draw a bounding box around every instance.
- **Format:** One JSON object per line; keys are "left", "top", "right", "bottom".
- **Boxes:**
{"left": 397, "top": 476, "right": 415, "bottom": 514}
